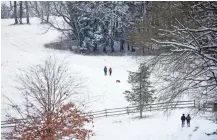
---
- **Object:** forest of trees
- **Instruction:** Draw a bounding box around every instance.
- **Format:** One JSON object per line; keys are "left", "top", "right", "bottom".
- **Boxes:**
{"left": 2, "top": 1, "right": 217, "bottom": 55}
{"left": 2, "top": 1, "right": 151, "bottom": 53}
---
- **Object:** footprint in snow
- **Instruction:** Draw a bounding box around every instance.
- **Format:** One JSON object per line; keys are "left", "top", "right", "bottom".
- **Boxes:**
{"left": 193, "top": 126, "right": 199, "bottom": 132}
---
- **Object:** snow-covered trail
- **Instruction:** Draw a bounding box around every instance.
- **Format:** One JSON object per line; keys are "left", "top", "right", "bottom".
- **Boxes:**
{"left": 1, "top": 18, "right": 217, "bottom": 140}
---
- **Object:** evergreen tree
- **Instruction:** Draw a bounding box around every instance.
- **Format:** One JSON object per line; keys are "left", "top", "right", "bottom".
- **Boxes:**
{"left": 124, "top": 63, "right": 154, "bottom": 118}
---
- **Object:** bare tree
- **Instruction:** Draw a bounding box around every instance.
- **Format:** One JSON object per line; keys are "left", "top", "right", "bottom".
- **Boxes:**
{"left": 141, "top": 2, "right": 217, "bottom": 113}
{"left": 16, "top": 57, "right": 82, "bottom": 112}
{"left": 30, "top": 1, "right": 51, "bottom": 24}
{"left": 3, "top": 57, "right": 92, "bottom": 139}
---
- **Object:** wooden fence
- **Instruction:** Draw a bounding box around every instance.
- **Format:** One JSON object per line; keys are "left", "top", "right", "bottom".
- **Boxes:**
{"left": 1, "top": 100, "right": 198, "bottom": 128}
{"left": 86, "top": 100, "right": 196, "bottom": 118}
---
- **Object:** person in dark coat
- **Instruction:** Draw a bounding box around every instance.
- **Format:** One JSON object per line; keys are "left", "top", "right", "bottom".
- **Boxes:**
{"left": 181, "top": 114, "right": 186, "bottom": 127}
{"left": 104, "top": 66, "right": 107, "bottom": 76}
{"left": 186, "top": 114, "right": 191, "bottom": 127}
{"left": 109, "top": 67, "right": 112, "bottom": 76}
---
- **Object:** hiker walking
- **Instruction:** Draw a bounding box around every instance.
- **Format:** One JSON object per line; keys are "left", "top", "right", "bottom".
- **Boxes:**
{"left": 104, "top": 66, "right": 107, "bottom": 76}
{"left": 186, "top": 114, "right": 191, "bottom": 127}
{"left": 181, "top": 114, "right": 186, "bottom": 127}
{"left": 109, "top": 67, "right": 112, "bottom": 76}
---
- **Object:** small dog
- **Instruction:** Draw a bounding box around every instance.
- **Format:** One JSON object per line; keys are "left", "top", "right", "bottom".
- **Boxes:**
{"left": 116, "top": 80, "right": 120, "bottom": 83}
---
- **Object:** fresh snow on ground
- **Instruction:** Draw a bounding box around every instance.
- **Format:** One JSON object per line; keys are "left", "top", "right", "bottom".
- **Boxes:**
{"left": 1, "top": 18, "right": 217, "bottom": 140}
{"left": 91, "top": 111, "right": 217, "bottom": 140}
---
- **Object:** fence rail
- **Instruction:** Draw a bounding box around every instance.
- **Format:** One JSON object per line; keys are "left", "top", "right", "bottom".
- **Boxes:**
{"left": 1, "top": 100, "right": 203, "bottom": 128}
{"left": 88, "top": 100, "right": 195, "bottom": 118}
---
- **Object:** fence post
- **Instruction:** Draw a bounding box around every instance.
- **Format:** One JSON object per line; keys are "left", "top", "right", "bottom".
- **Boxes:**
{"left": 126, "top": 106, "right": 129, "bottom": 115}
{"left": 194, "top": 100, "right": 195, "bottom": 107}
{"left": 150, "top": 105, "right": 151, "bottom": 112}
{"left": 105, "top": 109, "right": 107, "bottom": 117}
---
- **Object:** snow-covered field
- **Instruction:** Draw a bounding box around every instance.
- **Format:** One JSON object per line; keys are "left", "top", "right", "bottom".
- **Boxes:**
{"left": 91, "top": 111, "right": 217, "bottom": 140}
{"left": 1, "top": 18, "right": 217, "bottom": 140}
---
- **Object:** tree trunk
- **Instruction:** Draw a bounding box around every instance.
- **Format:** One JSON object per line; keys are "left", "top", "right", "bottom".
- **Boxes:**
{"left": 120, "top": 40, "right": 121, "bottom": 52}
{"left": 131, "top": 45, "right": 135, "bottom": 52}
{"left": 103, "top": 46, "right": 107, "bottom": 53}
{"left": 19, "top": 2, "right": 22, "bottom": 24}
{"left": 93, "top": 43, "right": 97, "bottom": 52}
{"left": 25, "top": 1, "right": 29, "bottom": 24}
{"left": 46, "top": 2, "right": 50, "bottom": 22}
{"left": 127, "top": 42, "right": 130, "bottom": 51}
{"left": 14, "top": 1, "right": 18, "bottom": 24}
{"left": 110, "top": 39, "right": 114, "bottom": 52}
{"left": 140, "top": 104, "right": 143, "bottom": 118}
{"left": 41, "top": 10, "right": 44, "bottom": 23}
{"left": 79, "top": 40, "right": 82, "bottom": 48}
{"left": 139, "top": 71, "right": 143, "bottom": 118}
{"left": 35, "top": 1, "right": 38, "bottom": 14}
{"left": 10, "top": 1, "right": 12, "bottom": 10}
{"left": 120, "top": 39, "right": 124, "bottom": 52}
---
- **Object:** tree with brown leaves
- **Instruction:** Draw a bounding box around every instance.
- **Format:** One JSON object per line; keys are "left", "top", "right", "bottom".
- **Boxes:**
{"left": 4, "top": 103, "right": 92, "bottom": 140}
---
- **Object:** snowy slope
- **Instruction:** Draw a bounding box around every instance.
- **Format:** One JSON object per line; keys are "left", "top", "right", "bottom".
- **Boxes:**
{"left": 1, "top": 18, "right": 217, "bottom": 140}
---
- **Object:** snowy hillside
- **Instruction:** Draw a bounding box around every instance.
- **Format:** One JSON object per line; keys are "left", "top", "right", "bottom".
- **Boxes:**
{"left": 1, "top": 18, "right": 217, "bottom": 140}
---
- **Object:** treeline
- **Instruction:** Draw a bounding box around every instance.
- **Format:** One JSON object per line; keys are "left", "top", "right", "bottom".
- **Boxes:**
{"left": 1, "top": 1, "right": 50, "bottom": 24}
{"left": 3, "top": 1, "right": 217, "bottom": 56}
